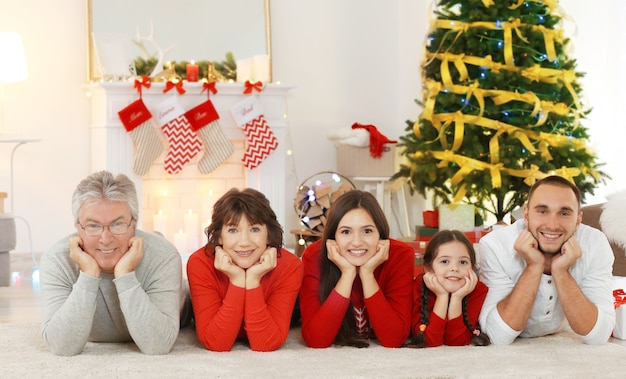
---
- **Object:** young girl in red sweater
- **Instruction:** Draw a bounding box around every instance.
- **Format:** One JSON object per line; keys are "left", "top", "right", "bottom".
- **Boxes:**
{"left": 407, "top": 230, "right": 490, "bottom": 347}
{"left": 299, "top": 190, "right": 414, "bottom": 348}
{"left": 187, "top": 188, "right": 303, "bottom": 352}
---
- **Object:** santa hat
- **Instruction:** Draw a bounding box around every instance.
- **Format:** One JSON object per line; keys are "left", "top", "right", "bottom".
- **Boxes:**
{"left": 351, "top": 122, "right": 397, "bottom": 158}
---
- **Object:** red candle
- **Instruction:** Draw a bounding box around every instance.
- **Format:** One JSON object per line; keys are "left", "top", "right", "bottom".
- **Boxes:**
{"left": 186, "top": 61, "right": 199, "bottom": 82}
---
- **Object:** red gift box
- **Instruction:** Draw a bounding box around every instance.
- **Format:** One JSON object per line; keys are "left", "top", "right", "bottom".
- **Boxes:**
{"left": 464, "top": 230, "right": 489, "bottom": 243}
{"left": 416, "top": 225, "right": 438, "bottom": 242}
{"left": 423, "top": 210, "right": 439, "bottom": 228}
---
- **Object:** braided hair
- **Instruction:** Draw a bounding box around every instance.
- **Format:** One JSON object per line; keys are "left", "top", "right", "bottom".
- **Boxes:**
{"left": 405, "top": 230, "right": 490, "bottom": 347}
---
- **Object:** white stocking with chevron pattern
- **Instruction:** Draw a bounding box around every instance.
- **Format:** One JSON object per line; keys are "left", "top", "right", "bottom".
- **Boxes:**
{"left": 230, "top": 96, "right": 278, "bottom": 170}
{"left": 154, "top": 96, "right": 203, "bottom": 174}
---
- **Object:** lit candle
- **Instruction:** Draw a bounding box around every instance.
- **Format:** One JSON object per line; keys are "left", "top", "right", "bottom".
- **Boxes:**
{"left": 153, "top": 210, "right": 167, "bottom": 236}
{"left": 173, "top": 229, "right": 188, "bottom": 254}
{"left": 186, "top": 60, "right": 199, "bottom": 82}
{"left": 156, "top": 190, "right": 174, "bottom": 215}
{"left": 184, "top": 208, "right": 200, "bottom": 251}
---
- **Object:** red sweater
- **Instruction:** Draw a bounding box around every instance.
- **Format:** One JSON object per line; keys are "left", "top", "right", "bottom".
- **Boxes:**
{"left": 300, "top": 239, "right": 414, "bottom": 348}
{"left": 187, "top": 247, "right": 303, "bottom": 352}
{"left": 412, "top": 272, "right": 488, "bottom": 346}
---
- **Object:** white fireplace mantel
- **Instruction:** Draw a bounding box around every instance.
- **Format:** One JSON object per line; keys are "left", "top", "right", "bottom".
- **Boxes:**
{"left": 85, "top": 82, "right": 293, "bottom": 228}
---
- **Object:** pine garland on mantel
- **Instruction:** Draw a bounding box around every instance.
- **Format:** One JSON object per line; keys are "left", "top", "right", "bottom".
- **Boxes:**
{"left": 134, "top": 52, "right": 237, "bottom": 82}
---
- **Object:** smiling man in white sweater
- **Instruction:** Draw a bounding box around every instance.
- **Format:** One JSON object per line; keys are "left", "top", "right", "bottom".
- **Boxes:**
{"left": 479, "top": 175, "right": 615, "bottom": 345}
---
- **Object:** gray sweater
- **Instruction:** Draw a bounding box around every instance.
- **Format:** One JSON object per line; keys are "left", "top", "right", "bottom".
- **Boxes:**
{"left": 40, "top": 230, "right": 183, "bottom": 356}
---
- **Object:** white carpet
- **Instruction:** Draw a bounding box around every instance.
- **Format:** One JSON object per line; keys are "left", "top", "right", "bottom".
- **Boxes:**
{"left": 2, "top": 322, "right": 625, "bottom": 378}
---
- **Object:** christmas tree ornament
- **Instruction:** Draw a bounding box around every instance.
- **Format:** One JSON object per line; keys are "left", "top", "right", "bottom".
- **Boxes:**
{"left": 117, "top": 76, "right": 164, "bottom": 176}
{"left": 230, "top": 94, "right": 278, "bottom": 170}
{"left": 185, "top": 83, "right": 234, "bottom": 174}
{"left": 154, "top": 95, "right": 203, "bottom": 174}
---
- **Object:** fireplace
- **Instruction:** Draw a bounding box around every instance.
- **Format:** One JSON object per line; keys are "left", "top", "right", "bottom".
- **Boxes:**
{"left": 86, "top": 82, "right": 293, "bottom": 254}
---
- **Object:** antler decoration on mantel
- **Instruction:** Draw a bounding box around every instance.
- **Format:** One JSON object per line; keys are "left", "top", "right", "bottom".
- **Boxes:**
{"left": 132, "top": 21, "right": 175, "bottom": 78}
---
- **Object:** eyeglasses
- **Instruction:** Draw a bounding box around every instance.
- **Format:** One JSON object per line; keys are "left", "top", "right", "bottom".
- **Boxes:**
{"left": 77, "top": 220, "right": 134, "bottom": 236}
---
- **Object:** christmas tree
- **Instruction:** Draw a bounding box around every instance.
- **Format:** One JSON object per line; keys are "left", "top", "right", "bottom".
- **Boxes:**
{"left": 393, "top": 0, "right": 607, "bottom": 222}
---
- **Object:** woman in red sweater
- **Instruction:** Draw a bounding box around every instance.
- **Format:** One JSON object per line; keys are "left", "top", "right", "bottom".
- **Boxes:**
{"left": 407, "top": 230, "right": 490, "bottom": 347}
{"left": 187, "top": 188, "right": 303, "bottom": 352}
{"left": 300, "top": 190, "right": 414, "bottom": 348}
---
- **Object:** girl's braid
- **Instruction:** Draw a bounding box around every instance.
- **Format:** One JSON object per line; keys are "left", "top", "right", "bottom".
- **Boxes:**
{"left": 462, "top": 296, "right": 491, "bottom": 346}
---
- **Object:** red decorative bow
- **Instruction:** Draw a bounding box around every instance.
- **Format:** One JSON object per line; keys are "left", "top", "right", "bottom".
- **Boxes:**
{"left": 202, "top": 81, "right": 217, "bottom": 96}
{"left": 134, "top": 76, "right": 151, "bottom": 97}
{"left": 164, "top": 80, "right": 186, "bottom": 95}
{"left": 243, "top": 80, "right": 263, "bottom": 94}
{"left": 613, "top": 289, "right": 626, "bottom": 309}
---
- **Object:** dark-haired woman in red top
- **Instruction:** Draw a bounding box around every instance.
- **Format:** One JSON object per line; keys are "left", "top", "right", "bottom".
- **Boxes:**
{"left": 299, "top": 190, "right": 413, "bottom": 348}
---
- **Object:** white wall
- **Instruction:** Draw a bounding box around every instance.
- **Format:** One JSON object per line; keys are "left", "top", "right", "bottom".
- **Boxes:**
{"left": 271, "top": 0, "right": 430, "bottom": 238}
{"left": 0, "top": 0, "right": 91, "bottom": 253}
{"left": 0, "top": 0, "right": 623, "bottom": 253}
{"left": 568, "top": 0, "right": 625, "bottom": 199}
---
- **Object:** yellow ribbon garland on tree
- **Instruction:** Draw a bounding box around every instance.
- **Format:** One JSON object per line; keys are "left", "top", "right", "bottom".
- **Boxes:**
{"left": 532, "top": 25, "right": 563, "bottom": 62}
{"left": 425, "top": 50, "right": 585, "bottom": 116}
{"left": 485, "top": 0, "right": 558, "bottom": 14}
{"left": 427, "top": 149, "right": 585, "bottom": 198}
{"left": 430, "top": 113, "right": 539, "bottom": 160}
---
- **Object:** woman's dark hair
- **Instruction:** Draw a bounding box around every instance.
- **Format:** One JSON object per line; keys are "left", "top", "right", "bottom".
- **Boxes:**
{"left": 318, "top": 190, "right": 389, "bottom": 347}
{"left": 407, "top": 230, "right": 490, "bottom": 347}
{"left": 203, "top": 188, "right": 284, "bottom": 256}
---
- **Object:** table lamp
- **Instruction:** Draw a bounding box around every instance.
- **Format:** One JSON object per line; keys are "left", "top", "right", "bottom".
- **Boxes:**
{"left": 0, "top": 32, "right": 29, "bottom": 136}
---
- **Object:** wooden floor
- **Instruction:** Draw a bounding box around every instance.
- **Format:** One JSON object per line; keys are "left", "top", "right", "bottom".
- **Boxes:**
{"left": 0, "top": 251, "right": 42, "bottom": 324}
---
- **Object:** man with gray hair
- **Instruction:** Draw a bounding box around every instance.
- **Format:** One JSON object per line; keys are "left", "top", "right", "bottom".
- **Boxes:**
{"left": 40, "top": 171, "right": 186, "bottom": 355}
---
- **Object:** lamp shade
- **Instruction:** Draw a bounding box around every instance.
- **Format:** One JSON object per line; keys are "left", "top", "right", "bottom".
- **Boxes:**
{"left": 0, "top": 32, "right": 28, "bottom": 83}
